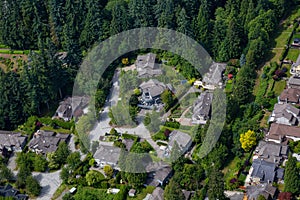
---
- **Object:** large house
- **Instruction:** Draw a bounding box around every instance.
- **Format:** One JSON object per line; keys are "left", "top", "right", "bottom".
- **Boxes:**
{"left": 279, "top": 88, "right": 300, "bottom": 104}
{"left": 0, "top": 184, "right": 28, "bottom": 200}
{"left": 55, "top": 96, "right": 90, "bottom": 121}
{"left": 28, "top": 130, "right": 70, "bottom": 155}
{"left": 249, "top": 159, "right": 284, "bottom": 184}
{"left": 246, "top": 183, "right": 278, "bottom": 200}
{"left": 290, "top": 54, "right": 300, "bottom": 75}
{"left": 145, "top": 161, "right": 173, "bottom": 187}
{"left": 135, "top": 53, "right": 162, "bottom": 78}
{"left": 287, "top": 75, "right": 300, "bottom": 89}
{"left": 167, "top": 130, "right": 192, "bottom": 155}
{"left": 266, "top": 123, "right": 300, "bottom": 143}
{"left": 93, "top": 145, "right": 121, "bottom": 169}
{"left": 200, "top": 62, "right": 226, "bottom": 90}
{"left": 254, "top": 140, "right": 288, "bottom": 165}
{"left": 143, "top": 187, "right": 164, "bottom": 200}
{"left": 191, "top": 91, "right": 213, "bottom": 124}
{"left": 139, "top": 79, "right": 167, "bottom": 108}
{"left": 0, "top": 131, "right": 27, "bottom": 157}
{"left": 268, "top": 103, "right": 300, "bottom": 126}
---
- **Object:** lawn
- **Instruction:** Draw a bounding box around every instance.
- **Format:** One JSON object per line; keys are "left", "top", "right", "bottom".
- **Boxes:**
{"left": 51, "top": 184, "right": 68, "bottom": 200}
{"left": 286, "top": 48, "right": 300, "bottom": 61}
{"left": 274, "top": 32, "right": 292, "bottom": 47}
{"left": 273, "top": 80, "right": 286, "bottom": 96}
{"left": 40, "top": 126, "right": 72, "bottom": 134}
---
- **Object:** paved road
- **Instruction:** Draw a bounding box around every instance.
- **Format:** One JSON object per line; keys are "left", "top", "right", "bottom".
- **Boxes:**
{"left": 34, "top": 170, "right": 62, "bottom": 200}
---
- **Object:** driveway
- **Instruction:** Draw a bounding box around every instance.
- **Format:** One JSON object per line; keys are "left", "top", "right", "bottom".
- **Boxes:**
{"left": 33, "top": 170, "right": 62, "bottom": 200}
{"left": 89, "top": 69, "right": 164, "bottom": 159}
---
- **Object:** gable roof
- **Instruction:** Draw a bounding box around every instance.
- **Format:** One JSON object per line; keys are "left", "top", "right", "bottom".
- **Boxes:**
{"left": 202, "top": 62, "right": 226, "bottom": 86}
{"left": 56, "top": 96, "right": 90, "bottom": 120}
{"left": 93, "top": 145, "right": 121, "bottom": 165}
{"left": 279, "top": 88, "right": 300, "bottom": 103}
{"left": 140, "top": 79, "right": 166, "bottom": 97}
{"left": 28, "top": 130, "right": 70, "bottom": 154}
{"left": 151, "top": 187, "right": 164, "bottom": 200}
{"left": 246, "top": 183, "right": 277, "bottom": 200}
{"left": 273, "top": 103, "right": 300, "bottom": 116}
{"left": 255, "top": 140, "right": 288, "bottom": 164}
{"left": 251, "top": 159, "right": 276, "bottom": 183}
{"left": 135, "top": 53, "right": 162, "bottom": 78}
{"left": 192, "top": 91, "right": 213, "bottom": 120}
{"left": 168, "top": 130, "right": 192, "bottom": 151}
{"left": 267, "top": 123, "right": 300, "bottom": 141}
{"left": 288, "top": 75, "right": 300, "bottom": 87}
{"left": 0, "top": 131, "right": 27, "bottom": 150}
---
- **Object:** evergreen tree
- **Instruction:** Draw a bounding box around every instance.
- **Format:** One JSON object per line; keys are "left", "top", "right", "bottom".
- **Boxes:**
{"left": 284, "top": 155, "right": 300, "bottom": 195}
{"left": 207, "top": 167, "right": 227, "bottom": 200}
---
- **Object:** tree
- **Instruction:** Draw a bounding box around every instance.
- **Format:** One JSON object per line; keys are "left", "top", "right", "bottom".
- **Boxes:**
{"left": 85, "top": 170, "right": 104, "bottom": 186}
{"left": 60, "top": 167, "right": 70, "bottom": 183}
{"left": 67, "top": 152, "right": 81, "bottom": 171}
{"left": 240, "top": 130, "right": 257, "bottom": 152}
{"left": 103, "top": 165, "right": 113, "bottom": 178}
{"left": 284, "top": 155, "right": 300, "bottom": 195}
{"left": 16, "top": 164, "right": 32, "bottom": 188}
{"left": 47, "top": 152, "right": 60, "bottom": 170}
{"left": 164, "top": 179, "right": 185, "bottom": 200}
{"left": 258, "top": 195, "right": 266, "bottom": 200}
{"left": 26, "top": 176, "right": 41, "bottom": 196}
{"left": 33, "top": 155, "right": 48, "bottom": 172}
{"left": 207, "top": 167, "right": 227, "bottom": 200}
{"left": 176, "top": 8, "right": 193, "bottom": 37}
{"left": 55, "top": 142, "right": 71, "bottom": 166}
{"left": 0, "top": 164, "right": 13, "bottom": 183}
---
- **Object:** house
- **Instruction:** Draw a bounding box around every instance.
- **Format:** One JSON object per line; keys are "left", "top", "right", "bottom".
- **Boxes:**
{"left": 266, "top": 123, "right": 300, "bottom": 143}
{"left": 249, "top": 159, "right": 284, "bottom": 184}
{"left": 139, "top": 79, "right": 167, "bottom": 108}
{"left": 0, "top": 131, "right": 27, "bottom": 157}
{"left": 224, "top": 191, "right": 244, "bottom": 200}
{"left": 268, "top": 103, "right": 300, "bottom": 126}
{"left": 287, "top": 75, "right": 300, "bottom": 89}
{"left": 93, "top": 145, "right": 121, "bottom": 169}
{"left": 28, "top": 130, "right": 70, "bottom": 155}
{"left": 279, "top": 88, "right": 300, "bottom": 104}
{"left": 128, "top": 189, "right": 136, "bottom": 197}
{"left": 146, "top": 162, "right": 173, "bottom": 187}
{"left": 182, "top": 190, "right": 195, "bottom": 200}
{"left": 122, "top": 139, "right": 134, "bottom": 151}
{"left": 246, "top": 183, "right": 277, "bottom": 200}
{"left": 201, "top": 62, "right": 226, "bottom": 90}
{"left": 290, "top": 54, "right": 300, "bottom": 75}
{"left": 191, "top": 91, "right": 213, "bottom": 124}
{"left": 254, "top": 140, "right": 288, "bottom": 165}
{"left": 168, "top": 130, "right": 192, "bottom": 154}
{"left": 135, "top": 53, "right": 162, "bottom": 78}
{"left": 55, "top": 96, "right": 90, "bottom": 121}
{"left": 143, "top": 187, "right": 164, "bottom": 200}
{"left": 0, "top": 184, "right": 28, "bottom": 200}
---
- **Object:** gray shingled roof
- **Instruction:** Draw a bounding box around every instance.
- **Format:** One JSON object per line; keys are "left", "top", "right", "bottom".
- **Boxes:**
{"left": 168, "top": 130, "right": 192, "bottom": 151}
{"left": 140, "top": 79, "right": 166, "bottom": 98}
{"left": 251, "top": 159, "right": 276, "bottom": 183}
{"left": 246, "top": 184, "right": 277, "bottom": 200}
{"left": 93, "top": 145, "right": 121, "bottom": 166}
{"left": 28, "top": 130, "right": 70, "bottom": 154}
{"left": 255, "top": 141, "right": 288, "bottom": 164}
{"left": 135, "top": 53, "right": 162, "bottom": 78}
{"left": 202, "top": 62, "right": 226, "bottom": 86}
{"left": 0, "top": 131, "right": 27, "bottom": 150}
{"left": 192, "top": 91, "right": 213, "bottom": 120}
{"left": 288, "top": 75, "right": 300, "bottom": 87}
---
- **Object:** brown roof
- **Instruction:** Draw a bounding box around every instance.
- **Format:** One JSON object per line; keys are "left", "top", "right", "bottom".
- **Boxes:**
{"left": 267, "top": 123, "right": 300, "bottom": 141}
{"left": 279, "top": 88, "right": 300, "bottom": 103}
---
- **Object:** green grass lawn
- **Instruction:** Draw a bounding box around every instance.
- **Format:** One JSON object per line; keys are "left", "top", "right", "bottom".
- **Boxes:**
{"left": 273, "top": 80, "right": 286, "bottom": 96}
{"left": 286, "top": 48, "right": 300, "bottom": 61}
{"left": 275, "top": 32, "right": 292, "bottom": 47}
{"left": 40, "top": 126, "right": 72, "bottom": 134}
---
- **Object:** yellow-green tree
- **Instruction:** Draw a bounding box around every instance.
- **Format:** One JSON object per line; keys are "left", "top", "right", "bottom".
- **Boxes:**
{"left": 239, "top": 130, "right": 256, "bottom": 152}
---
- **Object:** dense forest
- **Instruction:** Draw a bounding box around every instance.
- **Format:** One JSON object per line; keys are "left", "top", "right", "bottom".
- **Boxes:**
{"left": 0, "top": 0, "right": 296, "bottom": 131}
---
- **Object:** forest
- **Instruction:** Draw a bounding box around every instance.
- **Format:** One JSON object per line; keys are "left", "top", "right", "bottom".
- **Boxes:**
{"left": 0, "top": 0, "right": 296, "bottom": 131}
